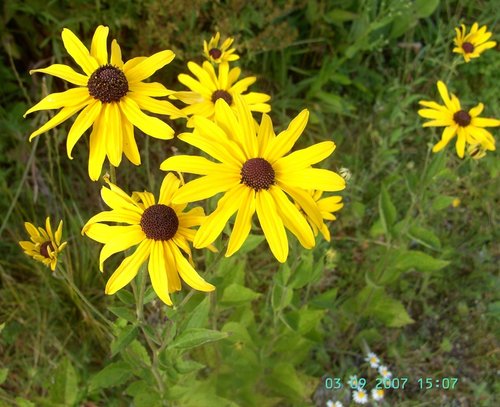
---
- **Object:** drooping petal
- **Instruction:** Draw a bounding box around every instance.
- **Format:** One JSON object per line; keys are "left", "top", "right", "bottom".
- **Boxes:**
{"left": 99, "top": 225, "right": 145, "bottom": 271}
{"left": 148, "top": 241, "right": 173, "bottom": 305}
{"left": 455, "top": 127, "right": 466, "bottom": 158}
{"left": 121, "top": 112, "right": 141, "bottom": 165}
{"left": 82, "top": 209, "right": 142, "bottom": 233}
{"left": 106, "top": 102, "right": 123, "bottom": 166}
{"left": 30, "top": 64, "right": 88, "bottom": 86}
{"left": 279, "top": 184, "right": 323, "bottom": 228}
{"left": 105, "top": 239, "right": 152, "bottom": 295}
{"left": 226, "top": 187, "right": 255, "bottom": 257}
{"left": 24, "top": 88, "right": 90, "bottom": 116}
{"left": 128, "top": 92, "right": 183, "bottom": 118}
{"left": 66, "top": 100, "right": 102, "bottom": 158}
{"left": 61, "top": 28, "right": 99, "bottom": 76}
{"left": 255, "top": 189, "right": 288, "bottom": 263}
{"left": 169, "top": 241, "right": 215, "bottom": 291}
{"left": 163, "top": 241, "right": 182, "bottom": 292}
{"left": 100, "top": 185, "right": 143, "bottom": 214}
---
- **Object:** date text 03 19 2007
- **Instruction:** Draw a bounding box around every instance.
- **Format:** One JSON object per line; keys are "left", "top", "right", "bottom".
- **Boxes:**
{"left": 325, "top": 377, "right": 459, "bottom": 391}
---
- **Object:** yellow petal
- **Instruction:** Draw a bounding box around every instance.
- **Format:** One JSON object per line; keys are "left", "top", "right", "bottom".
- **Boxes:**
{"left": 105, "top": 239, "right": 151, "bottom": 295}
{"left": 418, "top": 100, "right": 447, "bottom": 111}
{"left": 82, "top": 209, "right": 142, "bottom": 234}
{"left": 157, "top": 173, "right": 181, "bottom": 205}
{"left": 274, "top": 141, "right": 336, "bottom": 173}
{"left": 214, "top": 99, "right": 247, "bottom": 152}
{"left": 123, "top": 57, "right": 147, "bottom": 72}
{"left": 188, "top": 61, "right": 217, "bottom": 90}
{"left": 169, "top": 241, "right": 215, "bottom": 291}
{"left": 28, "top": 101, "right": 89, "bottom": 141}
{"left": 90, "top": 25, "right": 109, "bottom": 66}
{"left": 257, "top": 113, "right": 275, "bottom": 156}
{"left": 45, "top": 217, "right": 54, "bottom": 241}
{"left": 30, "top": 64, "right": 88, "bottom": 86}
{"left": 469, "top": 103, "right": 484, "bottom": 117}
{"left": 149, "top": 241, "right": 173, "bottom": 305}
{"left": 160, "top": 155, "right": 222, "bottom": 175}
{"left": 61, "top": 28, "right": 99, "bottom": 76}
{"left": 233, "top": 95, "right": 258, "bottom": 157}
{"left": 178, "top": 207, "right": 206, "bottom": 228}
{"left": 178, "top": 74, "right": 213, "bottom": 97}
{"left": 119, "top": 96, "right": 174, "bottom": 140}
{"left": 24, "top": 222, "right": 40, "bottom": 238}
{"left": 436, "top": 81, "right": 454, "bottom": 111}
{"left": 129, "top": 81, "right": 174, "bottom": 97}
{"left": 317, "top": 196, "right": 343, "bottom": 213}
{"left": 417, "top": 108, "right": 451, "bottom": 120}
{"left": 55, "top": 220, "right": 63, "bottom": 245}
{"left": 455, "top": 127, "right": 466, "bottom": 158}
{"left": 132, "top": 191, "right": 156, "bottom": 208}
{"left": 278, "top": 168, "right": 346, "bottom": 192}
{"left": 193, "top": 184, "right": 247, "bottom": 248}
{"left": 110, "top": 40, "right": 123, "bottom": 69}
{"left": 230, "top": 76, "right": 256, "bottom": 94}
{"left": 163, "top": 241, "right": 182, "bottom": 291}
{"left": 106, "top": 102, "right": 123, "bottom": 167}
{"left": 279, "top": 184, "right": 323, "bottom": 228}
{"left": 471, "top": 117, "right": 500, "bottom": 127}
{"left": 269, "top": 186, "right": 315, "bottom": 249}
{"left": 125, "top": 50, "right": 175, "bottom": 84}
{"left": 88, "top": 107, "right": 107, "bottom": 181}
{"left": 172, "top": 173, "right": 240, "bottom": 204}
{"left": 84, "top": 223, "right": 114, "bottom": 243}
{"left": 121, "top": 113, "right": 141, "bottom": 165}
{"left": 128, "top": 92, "right": 183, "bottom": 118}
{"left": 100, "top": 185, "right": 143, "bottom": 213}
{"left": 99, "top": 225, "right": 145, "bottom": 271}
{"left": 264, "top": 109, "right": 309, "bottom": 163}
{"left": 67, "top": 100, "right": 102, "bottom": 159}
{"left": 256, "top": 189, "right": 288, "bottom": 263}
{"left": 226, "top": 188, "right": 256, "bottom": 257}
{"left": 25, "top": 87, "right": 90, "bottom": 116}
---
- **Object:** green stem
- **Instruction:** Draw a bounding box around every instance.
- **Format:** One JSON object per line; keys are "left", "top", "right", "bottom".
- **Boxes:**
{"left": 109, "top": 164, "right": 117, "bottom": 184}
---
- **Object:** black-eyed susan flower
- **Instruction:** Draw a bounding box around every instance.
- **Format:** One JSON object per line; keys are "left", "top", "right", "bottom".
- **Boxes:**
{"left": 160, "top": 97, "right": 345, "bottom": 263}
{"left": 82, "top": 174, "right": 215, "bottom": 306}
{"left": 365, "top": 352, "right": 380, "bottom": 368}
{"left": 371, "top": 388, "right": 384, "bottom": 402}
{"left": 418, "top": 81, "right": 499, "bottom": 158}
{"left": 25, "top": 25, "right": 182, "bottom": 181}
{"left": 203, "top": 32, "right": 239, "bottom": 64}
{"left": 172, "top": 61, "right": 270, "bottom": 124}
{"left": 352, "top": 389, "right": 368, "bottom": 404}
{"left": 453, "top": 23, "right": 497, "bottom": 63}
{"left": 297, "top": 191, "right": 343, "bottom": 242}
{"left": 19, "top": 217, "right": 67, "bottom": 271}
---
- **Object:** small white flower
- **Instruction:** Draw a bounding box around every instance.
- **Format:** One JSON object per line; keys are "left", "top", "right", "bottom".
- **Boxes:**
{"left": 326, "top": 401, "right": 343, "bottom": 407}
{"left": 378, "top": 365, "right": 392, "bottom": 378}
{"left": 352, "top": 389, "right": 368, "bottom": 404}
{"left": 371, "top": 388, "right": 384, "bottom": 401}
{"left": 339, "top": 167, "right": 352, "bottom": 182}
{"left": 348, "top": 375, "right": 358, "bottom": 389}
{"left": 365, "top": 352, "right": 380, "bottom": 368}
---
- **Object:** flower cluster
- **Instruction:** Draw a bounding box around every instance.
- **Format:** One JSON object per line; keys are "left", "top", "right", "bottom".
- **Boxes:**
{"left": 418, "top": 23, "right": 499, "bottom": 159}
{"left": 21, "top": 28, "right": 344, "bottom": 305}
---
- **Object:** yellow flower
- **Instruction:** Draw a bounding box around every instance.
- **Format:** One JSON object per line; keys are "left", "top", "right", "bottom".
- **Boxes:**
{"left": 172, "top": 61, "right": 270, "bottom": 124}
{"left": 453, "top": 23, "right": 497, "bottom": 62}
{"left": 467, "top": 141, "right": 489, "bottom": 159}
{"left": 160, "top": 97, "right": 345, "bottom": 262}
{"left": 25, "top": 25, "right": 182, "bottom": 180}
{"left": 82, "top": 174, "right": 215, "bottom": 306}
{"left": 203, "top": 32, "right": 239, "bottom": 64}
{"left": 19, "top": 217, "right": 67, "bottom": 271}
{"left": 297, "top": 191, "right": 343, "bottom": 241}
{"left": 418, "top": 81, "right": 499, "bottom": 158}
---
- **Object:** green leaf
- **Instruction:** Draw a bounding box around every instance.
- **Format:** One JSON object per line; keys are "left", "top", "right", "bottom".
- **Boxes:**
{"left": 15, "top": 398, "right": 35, "bottom": 407}
{"left": 168, "top": 328, "right": 229, "bottom": 351}
{"left": 111, "top": 324, "right": 139, "bottom": 356}
{"left": 184, "top": 296, "right": 210, "bottom": 330}
{"left": 174, "top": 359, "right": 206, "bottom": 374}
{"left": 49, "top": 357, "right": 78, "bottom": 405}
{"left": 289, "top": 252, "right": 314, "bottom": 288}
{"left": 324, "top": 9, "right": 358, "bottom": 23}
{"left": 407, "top": 225, "right": 441, "bottom": 250}
{"left": 222, "top": 321, "right": 253, "bottom": 344}
{"left": 395, "top": 250, "right": 450, "bottom": 272}
{"left": 220, "top": 283, "right": 261, "bottom": 306}
{"left": 272, "top": 281, "right": 293, "bottom": 312}
{"left": 123, "top": 340, "right": 151, "bottom": 367}
{"left": 371, "top": 294, "right": 415, "bottom": 328}
{"left": 89, "top": 361, "right": 133, "bottom": 392}
{"left": 0, "top": 368, "right": 8, "bottom": 385}
{"left": 431, "top": 195, "right": 455, "bottom": 211}
{"left": 379, "top": 185, "right": 397, "bottom": 237}
{"left": 238, "top": 234, "right": 265, "bottom": 254}
{"left": 109, "top": 306, "right": 136, "bottom": 323}
{"left": 143, "top": 286, "right": 157, "bottom": 304}
{"left": 309, "top": 288, "right": 338, "bottom": 309}
{"left": 415, "top": 0, "right": 440, "bottom": 18}
{"left": 116, "top": 289, "right": 135, "bottom": 305}
{"left": 268, "top": 362, "right": 306, "bottom": 400}
{"left": 126, "top": 380, "right": 160, "bottom": 407}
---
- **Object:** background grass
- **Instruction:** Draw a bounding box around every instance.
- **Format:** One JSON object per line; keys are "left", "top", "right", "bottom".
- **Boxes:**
{"left": 0, "top": 0, "right": 499, "bottom": 406}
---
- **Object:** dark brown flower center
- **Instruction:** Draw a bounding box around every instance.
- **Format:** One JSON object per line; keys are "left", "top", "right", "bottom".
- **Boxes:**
{"left": 87, "top": 64, "right": 129, "bottom": 103}
{"left": 462, "top": 42, "right": 474, "bottom": 53}
{"left": 453, "top": 110, "right": 471, "bottom": 127}
{"left": 211, "top": 90, "right": 233, "bottom": 105}
{"left": 40, "top": 241, "right": 55, "bottom": 258}
{"left": 240, "top": 158, "right": 275, "bottom": 191}
{"left": 140, "top": 204, "right": 179, "bottom": 241}
{"left": 209, "top": 48, "right": 222, "bottom": 59}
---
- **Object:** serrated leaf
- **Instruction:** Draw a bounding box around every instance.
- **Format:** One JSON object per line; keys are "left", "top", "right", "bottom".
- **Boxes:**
{"left": 89, "top": 362, "right": 133, "bottom": 392}
{"left": 49, "top": 357, "right": 78, "bottom": 405}
{"left": 408, "top": 225, "right": 441, "bottom": 250}
{"left": 109, "top": 306, "right": 136, "bottom": 323}
{"left": 168, "top": 328, "right": 229, "bottom": 351}
{"left": 379, "top": 185, "right": 397, "bottom": 237}
{"left": 111, "top": 325, "right": 139, "bottom": 356}
{"left": 124, "top": 340, "right": 151, "bottom": 367}
{"left": 220, "top": 283, "right": 260, "bottom": 306}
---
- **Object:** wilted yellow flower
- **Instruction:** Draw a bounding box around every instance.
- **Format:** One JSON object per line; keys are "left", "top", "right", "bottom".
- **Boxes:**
{"left": 453, "top": 23, "right": 496, "bottom": 62}
{"left": 172, "top": 61, "right": 270, "bottom": 124}
{"left": 418, "top": 81, "right": 499, "bottom": 158}
{"left": 82, "top": 174, "right": 215, "bottom": 306}
{"left": 19, "top": 217, "right": 67, "bottom": 271}
{"left": 161, "top": 97, "right": 345, "bottom": 262}
{"left": 25, "top": 25, "right": 181, "bottom": 180}
{"left": 203, "top": 32, "right": 239, "bottom": 64}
